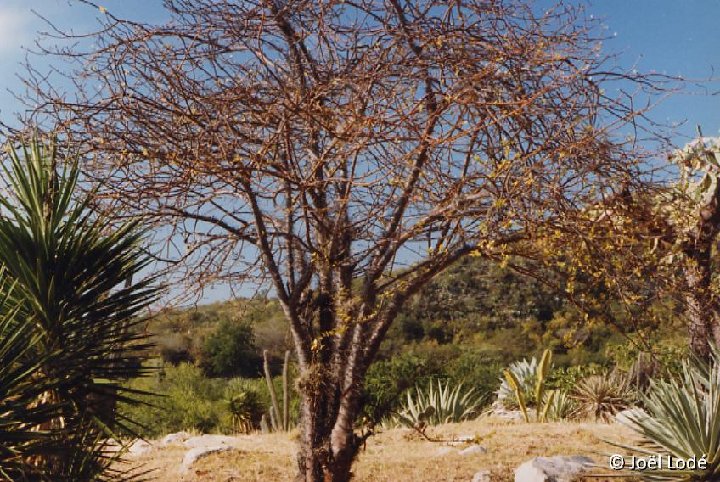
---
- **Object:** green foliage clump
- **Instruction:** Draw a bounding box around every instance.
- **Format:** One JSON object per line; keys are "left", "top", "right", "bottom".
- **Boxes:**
{"left": 200, "top": 319, "right": 261, "bottom": 378}
{"left": 120, "top": 362, "right": 298, "bottom": 438}
{"left": 545, "top": 390, "right": 578, "bottom": 421}
{"left": 362, "top": 346, "right": 501, "bottom": 424}
{"left": 548, "top": 364, "right": 605, "bottom": 393}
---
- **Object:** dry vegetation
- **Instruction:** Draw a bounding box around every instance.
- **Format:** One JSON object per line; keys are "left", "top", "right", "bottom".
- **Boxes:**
{"left": 129, "top": 417, "right": 641, "bottom": 481}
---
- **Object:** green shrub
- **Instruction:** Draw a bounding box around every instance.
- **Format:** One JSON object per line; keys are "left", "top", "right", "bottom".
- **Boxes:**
{"left": 548, "top": 364, "right": 604, "bottom": 392}
{"left": 362, "top": 352, "right": 433, "bottom": 424}
{"left": 119, "top": 362, "right": 300, "bottom": 437}
{"left": 200, "top": 319, "right": 262, "bottom": 378}
{"left": 158, "top": 333, "right": 194, "bottom": 365}
{"left": 546, "top": 390, "right": 578, "bottom": 421}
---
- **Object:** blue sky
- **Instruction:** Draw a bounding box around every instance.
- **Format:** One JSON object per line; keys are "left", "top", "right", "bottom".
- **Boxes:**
{"left": 0, "top": 0, "right": 718, "bottom": 303}
{"left": 1, "top": 1, "right": 717, "bottom": 138}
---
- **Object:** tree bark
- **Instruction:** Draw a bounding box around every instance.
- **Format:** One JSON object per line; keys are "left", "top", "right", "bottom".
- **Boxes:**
{"left": 296, "top": 370, "right": 362, "bottom": 482}
{"left": 685, "top": 264, "right": 718, "bottom": 360}
{"left": 683, "top": 181, "right": 720, "bottom": 360}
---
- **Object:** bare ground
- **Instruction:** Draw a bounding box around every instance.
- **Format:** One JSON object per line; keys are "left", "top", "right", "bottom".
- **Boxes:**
{"left": 125, "top": 417, "right": 641, "bottom": 481}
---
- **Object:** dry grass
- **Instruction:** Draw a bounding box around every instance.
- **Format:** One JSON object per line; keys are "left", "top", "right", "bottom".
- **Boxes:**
{"left": 128, "top": 417, "right": 641, "bottom": 481}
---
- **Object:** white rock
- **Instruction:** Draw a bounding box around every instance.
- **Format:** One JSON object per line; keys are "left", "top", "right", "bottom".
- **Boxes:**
{"left": 183, "top": 434, "right": 237, "bottom": 448}
{"left": 489, "top": 402, "right": 526, "bottom": 421}
{"left": 435, "top": 447, "right": 454, "bottom": 456}
{"left": 181, "top": 446, "right": 235, "bottom": 473}
{"left": 459, "top": 445, "right": 487, "bottom": 456}
{"left": 514, "top": 456, "right": 594, "bottom": 482}
{"left": 472, "top": 470, "right": 491, "bottom": 482}
{"left": 127, "top": 439, "right": 152, "bottom": 457}
{"left": 161, "top": 431, "right": 191, "bottom": 446}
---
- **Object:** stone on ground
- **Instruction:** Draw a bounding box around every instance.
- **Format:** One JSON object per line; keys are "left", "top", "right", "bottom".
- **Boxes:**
{"left": 183, "top": 434, "right": 238, "bottom": 448}
{"left": 459, "top": 445, "right": 487, "bottom": 456}
{"left": 161, "top": 431, "right": 191, "bottom": 446}
{"left": 127, "top": 439, "right": 153, "bottom": 457}
{"left": 181, "top": 446, "right": 237, "bottom": 473}
{"left": 514, "top": 455, "right": 594, "bottom": 482}
{"left": 472, "top": 469, "right": 491, "bottom": 482}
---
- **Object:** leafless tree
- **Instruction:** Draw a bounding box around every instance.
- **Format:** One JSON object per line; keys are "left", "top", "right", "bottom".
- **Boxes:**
{"left": 19, "top": 0, "right": 666, "bottom": 479}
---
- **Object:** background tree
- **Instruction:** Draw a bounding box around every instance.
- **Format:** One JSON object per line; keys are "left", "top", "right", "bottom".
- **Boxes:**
{"left": 201, "top": 318, "right": 261, "bottom": 378}
{"left": 22, "top": 1, "right": 665, "bottom": 479}
{"left": 538, "top": 135, "right": 720, "bottom": 361}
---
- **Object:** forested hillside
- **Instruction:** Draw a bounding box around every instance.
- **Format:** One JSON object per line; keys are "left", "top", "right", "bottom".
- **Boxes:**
{"left": 127, "top": 256, "right": 685, "bottom": 436}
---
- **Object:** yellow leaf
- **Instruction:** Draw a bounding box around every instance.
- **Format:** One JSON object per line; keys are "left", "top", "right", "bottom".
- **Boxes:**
{"left": 99, "top": 6, "right": 108, "bottom": 14}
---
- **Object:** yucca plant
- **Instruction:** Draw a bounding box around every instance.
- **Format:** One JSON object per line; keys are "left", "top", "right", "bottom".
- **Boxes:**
{"left": 395, "top": 379, "right": 484, "bottom": 428}
{"left": 615, "top": 355, "right": 720, "bottom": 480}
{"left": 226, "top": 390, "right": 264, "bottom": 434}
{"left": 572, "top": 372, "right": 634, "bottom": 422}
{"left": 0, "top": 137, "right": 160, "bottom": 480}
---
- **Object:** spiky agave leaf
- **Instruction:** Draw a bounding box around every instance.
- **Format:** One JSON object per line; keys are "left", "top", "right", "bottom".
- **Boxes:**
{"left": 496, "top": 356, "right": 538, "bottom": 409}
{"left": 395, "top": 379, "right": 484, "bottom": 427}
{"left": 613, "top": 356, "right": 720, "bottom": 481}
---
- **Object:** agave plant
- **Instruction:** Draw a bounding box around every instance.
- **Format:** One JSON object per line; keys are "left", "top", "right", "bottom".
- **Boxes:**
{"left": 495, "top": 356, "right": 538, "bottom": 409}
{"left": 572, "top": 372, "right": 634, "bottom": 422}
{"left": 395, "top": 379, "right": 484, "bottom": 428}
{"left": 503, "top": 349, "right": 555, "bottom": 422}
{"left": 616, "top": 355, "right": 720, "bottom": 481}
{"left": 0, "top": 138, "right": 160, "bottom": 480}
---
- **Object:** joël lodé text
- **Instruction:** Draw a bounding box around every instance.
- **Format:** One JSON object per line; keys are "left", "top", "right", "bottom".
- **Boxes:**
{"left": 628, "top": 454, "right": 707, "bottom": 471}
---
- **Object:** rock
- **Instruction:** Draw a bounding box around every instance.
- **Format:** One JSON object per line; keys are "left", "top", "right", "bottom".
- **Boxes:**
{"left": 161, "top": 431, "right": 191, "bottom": 446}
{"left": 472, "top": 469, "right": 491, "bottom": 482}
{"left": 181, "top": 446, "right": 236, "bottom": 473}
{"left": 489, "top": 401, "right": 525, "bottom": 421}
{"left": 183, "top": 434, "right": 237, "bottom": 448}
{"left": 615, "top": 408, "right": 647, "bottom": 427}
{"left": 514, "top": 456, "right": 594, "bottom": 482}
{"left": 127, "top": 439, "right": 152, "bottom": 457}
{"left": 435, "top": 447, "right": 454, "bottom": 456}
{"left": 459, "top": 445, "right": 488, "bottom": 456}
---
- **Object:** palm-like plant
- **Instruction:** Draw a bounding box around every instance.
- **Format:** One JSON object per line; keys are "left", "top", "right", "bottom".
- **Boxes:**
{"left": 395, "top": 379, "right": 484, "bottom": 428}
{"left": 0, "top": 138, "right": 159, "bottom": 480}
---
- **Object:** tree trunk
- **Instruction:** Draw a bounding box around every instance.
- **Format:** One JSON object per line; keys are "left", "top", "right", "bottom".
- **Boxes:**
{"left": 682, "top": 179, "right": 720, "bottom": 360}
{"left": 685, "top": 260, "right": 720, "bottom": 361}
{"left": 296, "top": 369, "right": 362, "bottom": 482}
